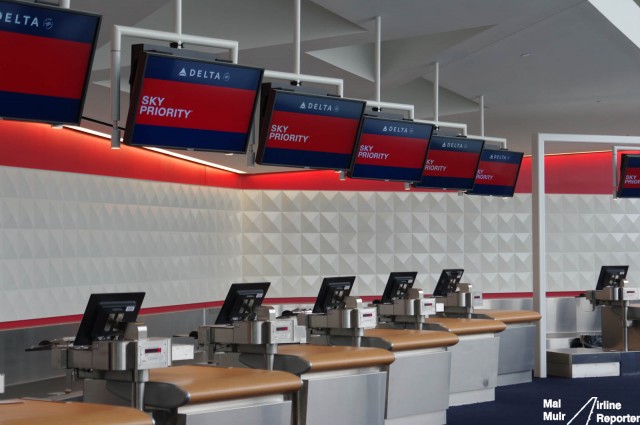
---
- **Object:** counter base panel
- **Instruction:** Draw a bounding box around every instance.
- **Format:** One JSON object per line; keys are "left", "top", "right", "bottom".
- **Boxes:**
{"left": 301, "top": 369, "right": 387, "bottom": 425}
{"left": 448, "top": 334, "right": 500, "bottom": 405}
{"left": 386, "top": 349, "right": 451, "bottom": 422}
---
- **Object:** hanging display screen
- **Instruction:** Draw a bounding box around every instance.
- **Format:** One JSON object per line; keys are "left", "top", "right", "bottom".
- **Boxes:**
{"left": 466, "top": 149, "right": 524, "bottom": 197}
{"left": 125, "top": 51, "right": 264, "bottom": 153}
{"left": 0, "top": 0, "right": 101, "bottom": 124}
{"left": 348, "top": 116, "right": 434, "bottom": 182}
{"left": 257, "top": 89, "right": 366, "bottom": 170}
{"left": 617, "top": 154, "right": 640, "bottom": 198}
{"left": 414, "top": 135, "right": 485, "bottom": 190}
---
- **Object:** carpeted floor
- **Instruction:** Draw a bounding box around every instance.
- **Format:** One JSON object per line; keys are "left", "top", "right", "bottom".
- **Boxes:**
{"left": 447, "top": 375, "right": 640, "bottom": 424}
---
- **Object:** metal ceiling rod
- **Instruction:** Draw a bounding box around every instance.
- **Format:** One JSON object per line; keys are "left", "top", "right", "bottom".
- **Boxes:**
{"left": 433, "top": 62, "right": 439, "bottom": 122}
{"left": 175, "top": 0, "right": 182, "bottom": 47}
{"left": 110, "top": 26, "right": 239, "bottom": 147}
{"left": 479, "top": 95, "right": 485, "bottom": 137}
{"left": 375, "top": 16, "right": 381, "bottom": 103}
{"left": 293, "top": 0, "right": 301, "bottom": 78}
{"left": 59, "top": 0, "right": 70, "bottom": 8}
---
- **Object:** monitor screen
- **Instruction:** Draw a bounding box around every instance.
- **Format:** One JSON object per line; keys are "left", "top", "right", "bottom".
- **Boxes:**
{"left": 616, "top": 154, "right": 640, "bottom": 198}
{"left": 380, "top": 271, "right": 417, "bottom": 304}
{"left": 348, "top": 116, "right": 434, "bottom": 182}
{"left": 124, "top": 51, "right": 263, "bottom": 153}
{"left": 466, "top": 149, "right": 524, "bottom": 197}
{"left": 74, "top": 292, "right": 145, "bottom": 346}
{"left": 595, "top": 265, "right": 629, "bottom": 291}
{"left": 413, "top": 135, "right": 485, "bottom": 190}
{"left": 215, "top": 282, "right": 270, "bottom": 325}
{"left": 0, "top": 0, "right": 101, "bottom": 124}
{"left": 312, "top": 276, "right": 356, "bottom": 314}
{"left": 256, "top": 89, "right": 366, "bottom": 170}
{"left": 432, "top": 269, "right": 464, "bottom": 297}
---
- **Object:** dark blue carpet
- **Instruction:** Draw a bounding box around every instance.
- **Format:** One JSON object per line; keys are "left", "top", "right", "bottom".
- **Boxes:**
{"left": 447, "top": 375, "right": 640, "bottom": 424}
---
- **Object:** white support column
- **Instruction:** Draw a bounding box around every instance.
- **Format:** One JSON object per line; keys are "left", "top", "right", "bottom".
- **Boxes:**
{"left": 532, "top": 133, "right": 547, "bottom": 378}
{"left": 479, "top": 95, "right": 485, "bottom": 137}
{"left": 293, "top": 0, "right": 301, "bottom": 77}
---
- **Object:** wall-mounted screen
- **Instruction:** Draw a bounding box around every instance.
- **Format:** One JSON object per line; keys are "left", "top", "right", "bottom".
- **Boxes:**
{"left": 413, "top": 135, "right": 484, "bottom": 190}
{"left": 124, "top": 51, "right": 263, "bottom": 152}
{"left": 0, "top": 0, "right": 101, "bottom": 124}
{"left": 466, "top": 149, "right": 524, "bottom": 197}
{"left": 617, "top": 154, "right": 640, "bottom": 198}
{"left": 348, "top": 117, "right": 434, "bottom": 182}
{"left": 257, "top": 89, "right": 366, "bottom": 170}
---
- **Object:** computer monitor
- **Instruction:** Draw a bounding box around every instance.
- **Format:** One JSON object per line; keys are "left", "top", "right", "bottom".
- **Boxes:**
{"left": 595, "top": 266, "right": 629, "bottom": 291}
{"left": 312, "top": 276, "right": 356, "bottom": 314}
{"left": 215, "top": 282, "right": 271, "bottom": 324}
{"left": 432, "top": 269, "right": 464, "bottom": 297}
{"left": 380, "top": 272, "right": 417, "bottom": 304}
{"left": 74, "top": 292, "right": 145, "bottom": 346}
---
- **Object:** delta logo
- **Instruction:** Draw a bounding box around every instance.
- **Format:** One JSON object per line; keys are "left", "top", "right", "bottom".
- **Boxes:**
{"left": 299, "top": 101, "right": 339, "bottom": 113}
{"left": 178, "top": 67, "right": 231, "bottom": 81}
{"left": 382, "top": 125, "right": 413, "bottom": 135}
{"left": 0, "top": 10, "right": 53, "bottom": 29}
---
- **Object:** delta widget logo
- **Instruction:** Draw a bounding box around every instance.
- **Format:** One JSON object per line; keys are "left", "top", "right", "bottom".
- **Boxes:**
{"left": 298, "top": 101, "right": 339, "bottom": 113}
{"left": 542, "top": 396, "right": 639, "bottom": 424}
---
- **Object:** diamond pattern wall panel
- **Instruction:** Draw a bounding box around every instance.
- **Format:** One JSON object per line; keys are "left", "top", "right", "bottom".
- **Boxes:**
{"left": 8, "top": 164, "right": 640, "bottom": 323}
{"left": 0, "top": 166, "right": 243, "bottom": 322}
{"left": 241, "top": 190, "right": 538, "bottom": 297}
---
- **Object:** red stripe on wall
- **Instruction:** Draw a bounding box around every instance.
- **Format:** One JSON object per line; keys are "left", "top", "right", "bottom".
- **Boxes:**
{"left": 0, "top": 121, "right": 243, "bottom": 188}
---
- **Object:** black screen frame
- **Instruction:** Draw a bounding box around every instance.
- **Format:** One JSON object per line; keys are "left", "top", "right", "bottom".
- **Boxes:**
{"left": 616, "top": 154, "right": 640, "bottom": 198}
{"left": 74, "top": 292, "right": 145, "bottom": 346}
{"left": 215, "top": 282, "right": 271, "bottom": 325}
{"left": 465, "top": 149, "right": 524, "bottom": 198}
{"left": 595, "top": 265, "right": 629, "bottom": 291}
{"left": 312, "top": 276, "right": 356, "bottom": 314}
{"left": 380, "top": 271, "right": 418, "bottom": 304}
{"left": 432, "top": 269, "right": 465, "bottom": 297}
{"left": 124, "top": 50, "right": 264, "bottom": 153}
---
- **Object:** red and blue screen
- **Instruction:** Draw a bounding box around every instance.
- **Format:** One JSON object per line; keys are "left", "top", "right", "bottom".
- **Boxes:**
{"left": 414, "top": 135, "right": 484, "bottom": 190}
{"left": 0, "top": 0, "right": 100, "bottom": 124}
{"left": 467, "top": 149, "right": 524, "bottom": 197}
{"left": 257, "top": 90, "right": 365, "bottom": 170}
{"left": 617, "top": 154, "right": 640, "bottom": 198}
{"left": 349, "top": 117, "right": 434, "bottom": 182}
{"left": 125, "top": 53, "right": 263, "bottom": 153}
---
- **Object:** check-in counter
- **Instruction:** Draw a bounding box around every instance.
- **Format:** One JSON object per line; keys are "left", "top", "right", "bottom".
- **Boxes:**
{"left": 474, "top": 309, "right": 542, "bottom": 386}
{"left": 360, "top": 328, "right": 459, "bottom": 425}
{"left": 85, "top": 364, "right": 302, "bottom": 425}
{"left": 422, "top": 317, "right": 506, "bottom": 406}
{"left": 242, "top": 344, "right": 395, "bottom": 425}
{"left": 0, "top": 399, "right": 153, "bottom": 425}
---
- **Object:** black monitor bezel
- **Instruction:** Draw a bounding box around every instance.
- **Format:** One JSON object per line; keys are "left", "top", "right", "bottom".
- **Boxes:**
{"left": 214, "top": 282, "right": 271, "bottom": 325}
{"left": 432, "top": 269, "right": 465, "bottom": 297}
{"left": 380, "top": 271, "right": 418, "bottom": 304}
{"left": 312, "top": 276, "right": 356, "bottom": 314}
{"left": 256, "top": 87, "right": 367, "bottom": 170}
{"left": 616, "top": 154, "right": 640, "bottom": 198}
{"left": 595, "top": 265, "right": 629, "bottom": 291}
{"left": 124, "top": 50, "right": 264, "bottom": 153}
{"left": 73, "top": 292, "right": 145, "bottom": 346}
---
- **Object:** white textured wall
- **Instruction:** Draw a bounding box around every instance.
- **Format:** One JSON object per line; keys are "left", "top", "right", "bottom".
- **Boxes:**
{"left": 0, "top": 166, "right": 243, "bottom": 322}
{"left": 241, "top": 190, "right": 534, "bottom": 297}
{"left": 3, "top": 165, "right": 640, "bottom": 321}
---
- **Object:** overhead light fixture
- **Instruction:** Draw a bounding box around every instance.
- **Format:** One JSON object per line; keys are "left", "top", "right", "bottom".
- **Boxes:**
{"left": 520, "top": 53, "right": 531, "bottom": 58}
{"left": 144, "top": 147, "right": 247, "bottom": 174}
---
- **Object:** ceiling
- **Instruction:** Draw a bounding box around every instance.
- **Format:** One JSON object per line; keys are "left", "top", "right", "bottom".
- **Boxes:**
{"left": 70, "top": 0, "right": 640, "bottom": 174}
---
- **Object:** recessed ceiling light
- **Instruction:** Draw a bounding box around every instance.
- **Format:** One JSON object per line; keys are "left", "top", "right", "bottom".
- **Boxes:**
{"left": 520, "top": 53, "right": 531, "bottom": 58}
